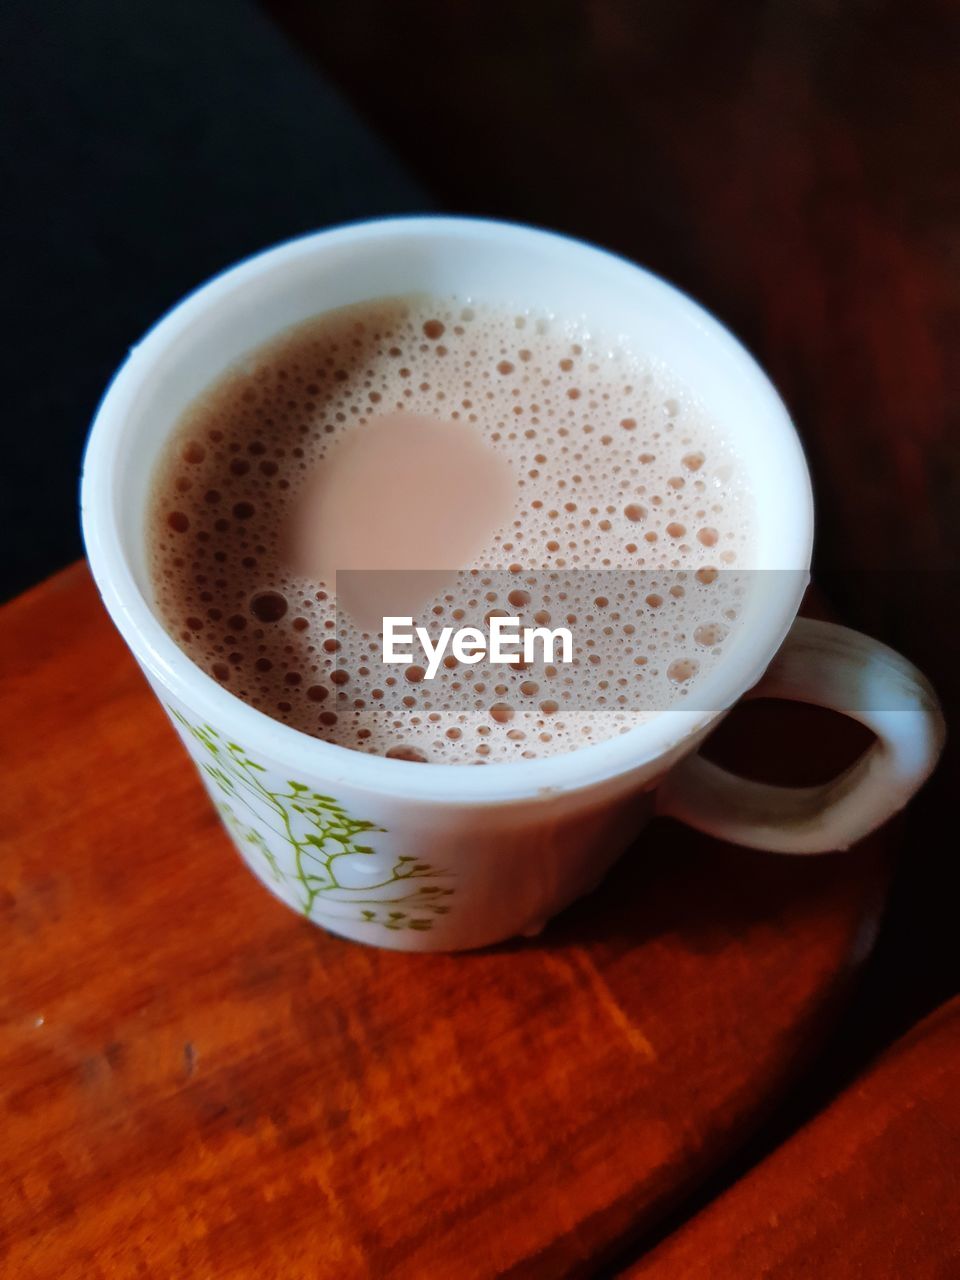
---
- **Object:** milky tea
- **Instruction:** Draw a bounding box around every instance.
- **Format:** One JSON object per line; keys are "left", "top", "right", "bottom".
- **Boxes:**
{"left": 148, "top": 297, "right": 755, "bottom": 763}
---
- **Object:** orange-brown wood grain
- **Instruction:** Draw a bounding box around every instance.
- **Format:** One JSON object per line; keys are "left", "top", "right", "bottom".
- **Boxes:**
{"left": 1, "top": 565, "right": 891, "bottom": 1278}
{"left": 624, "top": 997, "right": 960, "bottom": 1279}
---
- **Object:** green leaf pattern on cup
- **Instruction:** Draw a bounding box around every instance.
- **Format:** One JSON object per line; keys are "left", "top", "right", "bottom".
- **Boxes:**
{"left": 170, "top": 709, "right": 454, "bottom": 931}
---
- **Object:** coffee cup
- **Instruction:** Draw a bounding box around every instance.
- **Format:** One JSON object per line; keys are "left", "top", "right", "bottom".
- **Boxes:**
{"left": 81, "top": 217, "right": 945, "bottom": 950}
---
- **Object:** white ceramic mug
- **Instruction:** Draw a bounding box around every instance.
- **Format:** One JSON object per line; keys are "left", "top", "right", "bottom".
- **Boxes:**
{"left": 81, "top": 217, "right": 945, "bottom": 951}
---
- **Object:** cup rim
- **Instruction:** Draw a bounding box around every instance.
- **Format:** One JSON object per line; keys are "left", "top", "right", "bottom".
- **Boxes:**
{"left": 81, "top": 215, "right": 812, "bottom": 804}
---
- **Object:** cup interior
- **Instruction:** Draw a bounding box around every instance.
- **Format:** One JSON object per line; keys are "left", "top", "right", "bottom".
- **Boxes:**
{"left": 82, "top": 217, "right": 812, "bottom": 798}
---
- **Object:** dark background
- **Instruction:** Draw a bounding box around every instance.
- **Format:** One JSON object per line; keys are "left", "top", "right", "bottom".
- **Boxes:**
{"left": 1, "top": 0, "right": 429, "bottom": 600}
{"left": 3, "top": 0, "right": 957, "bottom": 1207}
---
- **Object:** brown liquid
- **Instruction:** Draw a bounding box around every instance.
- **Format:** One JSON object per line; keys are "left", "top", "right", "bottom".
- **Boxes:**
{"left": 148, "top": 297, "right": 754, "bottom": 762}
{"left": 290, "top": 411, "right": 514, "bottom": 630}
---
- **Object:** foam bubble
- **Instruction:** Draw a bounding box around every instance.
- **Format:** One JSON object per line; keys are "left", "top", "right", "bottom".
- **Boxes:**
{"left": 148, "top": 296, "right": 755, "bottom": 762}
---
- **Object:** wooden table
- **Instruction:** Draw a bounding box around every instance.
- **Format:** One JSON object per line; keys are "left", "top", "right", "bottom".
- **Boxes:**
{"left": 625, "top": 997, "right": 960, "bottom": 1279}
{"left": 1, "top": 566, "right": 891, "bottom": 1278}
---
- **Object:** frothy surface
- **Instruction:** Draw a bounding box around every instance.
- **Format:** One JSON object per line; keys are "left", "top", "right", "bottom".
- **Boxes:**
{"left": 148, "top": 297, "right": 755, "bottom": 762}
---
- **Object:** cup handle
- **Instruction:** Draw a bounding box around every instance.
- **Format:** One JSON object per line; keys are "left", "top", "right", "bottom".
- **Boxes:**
{"left": 655, "top": 617, "right": 946, "bottom": 854}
